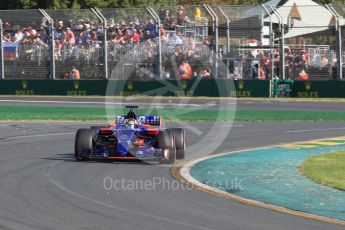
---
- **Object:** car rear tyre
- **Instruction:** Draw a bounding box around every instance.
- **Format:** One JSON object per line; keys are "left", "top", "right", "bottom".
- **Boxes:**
{"left": 157, "top": 130, "right": 176, "bottom": 164}
{"left": 75, "top": 129, "right": 93, "bottom": 161}
{"left": 170, "top": 128, "right": 185, "bottom": 159}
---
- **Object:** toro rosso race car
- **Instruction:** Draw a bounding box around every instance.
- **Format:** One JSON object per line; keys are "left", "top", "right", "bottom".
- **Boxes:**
{"left": 74, "top": 106, "right": 185, "bottom": 164}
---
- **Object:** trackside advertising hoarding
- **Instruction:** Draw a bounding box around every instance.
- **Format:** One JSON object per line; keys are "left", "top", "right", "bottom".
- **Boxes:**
{"left": 2, "top": 79, "right": 345, "bottom": 98}
{"left": 0, "top": 79, "right": 271, "bottom": 97}
{"left": 290, "top": 80, "right": 345, "bottom": 98}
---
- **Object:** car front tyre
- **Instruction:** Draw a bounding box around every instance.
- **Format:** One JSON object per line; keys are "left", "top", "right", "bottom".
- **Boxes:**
{"left": 157, "top": 130, "right": 176, "bottom": 164}
{"left": 75, "top": 129, "right": 93, "bottom": 161}
{"left": 170, "top": 128, "right": 185, "bottom": 159}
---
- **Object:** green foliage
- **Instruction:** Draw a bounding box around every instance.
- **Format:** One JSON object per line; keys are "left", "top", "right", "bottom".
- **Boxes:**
{"left": 178, "top": 0, "right": 265, "bottom": 4}
{"left": 0, "top": 0, "right": 23, "bottom": 10}
{"left": 0, "top": 0, "right": 178, "bottom": 9}
{"left": 51, "top": 0, "right": 72, "bottom": 8}
{"left": 0, "top": 0, "right": 344, "bottom": 9}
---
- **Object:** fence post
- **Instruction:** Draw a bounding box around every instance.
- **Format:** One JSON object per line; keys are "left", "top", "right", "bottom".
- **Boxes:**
{"left": 270, "top": 6, "right": 285, "bottom": 79}
{"left": 217, "top": 6, "right": 230, "bottom": 53}
{"left": 218, "top": 6, "right": 230, "bottom": 77}
{"left": 207, "top": 5, "right": 219, "bottom": 78}
{"left": 39, "top": 9, "right": 55, "bottom": 80}
{"left": 261, "top": 4, "right": 274, "bottom": 79}
{"left": 203, "top": 4, "right": 218, "bottom": 78}
{"left": 149, "top": 7, "right": 162, "bottom": 79}
{"left": 260, "top": 12, "right": 264, "bottom": 45}
{"left": 327, "top": 5, "right": 343, "bottom": 80}
{"left": 0, "top": 19, "right": 4, "bottom": 80}
{"left": 146, "top": 7, "right": 162, "bottom": 79}
{"left": 92, "top": 8, "right": 108, "bottom": 79}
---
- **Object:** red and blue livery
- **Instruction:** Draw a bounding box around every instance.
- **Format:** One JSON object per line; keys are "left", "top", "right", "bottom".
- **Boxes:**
{"left": 74, "top": 106, "right": 185, "bottom": 164}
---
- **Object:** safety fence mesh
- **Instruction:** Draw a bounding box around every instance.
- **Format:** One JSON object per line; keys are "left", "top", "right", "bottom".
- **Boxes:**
{"left": 0, "top": 4, "right": 343, "bottom": 80}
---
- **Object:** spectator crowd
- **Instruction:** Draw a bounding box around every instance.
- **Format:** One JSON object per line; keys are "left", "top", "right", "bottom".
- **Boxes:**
{"left": 0, "top": 7, "right": 337, "bottom": 80}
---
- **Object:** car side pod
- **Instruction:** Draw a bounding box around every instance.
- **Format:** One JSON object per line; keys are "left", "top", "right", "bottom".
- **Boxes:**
{"left": 90, "top": 126, "right": 108, "bottom": 137}
{"left": 146, "top": 129, "right": 159, "bottom": 135}
{"left": 99, "top": 128, "right": 113, "bottom": 136}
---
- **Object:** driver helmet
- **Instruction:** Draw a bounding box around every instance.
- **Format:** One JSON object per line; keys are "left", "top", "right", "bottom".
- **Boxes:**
{"left": 127, "top": 111, "right": 137, "bottom": 119}
{"left": 125, "top": 118, "right": 137, "bottom": 129}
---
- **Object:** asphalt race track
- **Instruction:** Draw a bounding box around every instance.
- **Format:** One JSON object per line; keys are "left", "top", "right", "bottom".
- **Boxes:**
{"left": 1, "top": 95, "right": 345, "bottom": 111}
{"left": 1, "top": 98, "right": 345, "bottom": 230}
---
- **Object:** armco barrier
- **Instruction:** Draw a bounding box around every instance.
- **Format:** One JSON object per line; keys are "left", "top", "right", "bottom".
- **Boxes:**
{"left": 291, "top": 80, "right": 345, "bottom": 98}
{"left": 0, "top": 79, "right": 271, "bottom": 97}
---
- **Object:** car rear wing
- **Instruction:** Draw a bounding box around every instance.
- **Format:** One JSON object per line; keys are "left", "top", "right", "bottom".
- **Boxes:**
{"left": 115, "top": 115, "right": 161, "bottom": 126}
{"left": 125, "top": 105, "right": 139, "bottom": 109}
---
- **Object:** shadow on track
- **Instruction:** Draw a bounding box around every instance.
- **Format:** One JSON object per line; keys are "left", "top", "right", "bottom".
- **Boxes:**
{"left": 41, "top": 153, "right": 157, "bottom": 165}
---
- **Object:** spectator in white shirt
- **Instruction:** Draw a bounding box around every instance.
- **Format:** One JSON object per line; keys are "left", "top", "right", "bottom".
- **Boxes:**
{"left": 14, "top": 29, "right": 24, "bottom": 42}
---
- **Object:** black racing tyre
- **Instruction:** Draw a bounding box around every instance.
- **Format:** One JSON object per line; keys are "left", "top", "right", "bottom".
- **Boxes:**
{"left": 157, "top": 130, "right": 176, "bottom": 164}
{"left": 90, "top": 126, "right": 107, "bottom": 137}
{"left": 170, "top": 128, "right": 185, "bottom": 160}
{"left": 75, "top": 129, "right": 93, "bottom": 161}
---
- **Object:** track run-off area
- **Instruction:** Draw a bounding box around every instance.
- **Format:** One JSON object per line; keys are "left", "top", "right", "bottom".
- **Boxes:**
{"left": 182, "top": 137, "right": 345, "bottom": 225}
{"left": 1, "top": 97, "right": 345, "bottom": 230}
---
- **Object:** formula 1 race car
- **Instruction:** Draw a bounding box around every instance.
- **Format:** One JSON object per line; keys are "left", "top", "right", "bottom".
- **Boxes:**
{"left": 74, "top": 106, "right": 185, "bottom": 164}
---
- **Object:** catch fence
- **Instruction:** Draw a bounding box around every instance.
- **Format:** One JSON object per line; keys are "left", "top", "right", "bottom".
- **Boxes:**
{"left": 0, "top": 3, "right": 343, "bottom": 80}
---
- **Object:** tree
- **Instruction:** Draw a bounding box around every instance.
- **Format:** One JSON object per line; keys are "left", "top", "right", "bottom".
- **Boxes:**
{"left": 178, "top": 0, "right": 267, "bottom": 4}
{"left": 76, "top": 0, "right": 108, "bottom": 8}
{"left": 0, "top": 0, "right": 345, "bottom": 10}
{"left": 51, "top": 0, "right": 72, "bottom": 8}
{"left": 0, "top": 0, "right": 23, "bottom": 10}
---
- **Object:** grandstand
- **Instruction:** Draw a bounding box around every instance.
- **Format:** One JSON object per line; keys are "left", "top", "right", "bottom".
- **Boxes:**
{"left": 0, "top": 1, "right": 343, "bottom": 80}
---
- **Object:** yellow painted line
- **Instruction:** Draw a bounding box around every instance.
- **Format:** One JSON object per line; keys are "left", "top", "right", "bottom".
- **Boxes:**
{"left": 281, "top": 144, "right": 316, "bottom": 149}
{"left": 330, "top": 137, "right": 345, "bottom": 141}
{"left": 280, "top": 138, "right": 345, "bottom": 149}
{"left": 172, "top": 136, "right": 345, "bottom": 226}
{"left": 305, "top": 141, "right": 340, "bottom": 146}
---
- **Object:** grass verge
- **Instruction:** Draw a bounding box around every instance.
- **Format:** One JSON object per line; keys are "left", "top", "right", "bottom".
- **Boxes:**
{"left": 299, "top": 151, "right": 345, "bottom": 191}
{"left": 0, "top": 105, "right": 234, "bottom": 121}
{"left": 2, "top": 105, "right": 345, "bottom": 121}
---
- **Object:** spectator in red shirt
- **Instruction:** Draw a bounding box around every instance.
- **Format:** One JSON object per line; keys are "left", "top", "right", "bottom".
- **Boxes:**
{"left": 259, "top": 66, "right": 266, "bottom": 80}
{"left": 177, "top": 60, "right": 192, "bottom": 79}
{"left": 198, "top": 68, "right": 211, "bottom": 78}
{"left": 65, "top": 27, "right": 75, "bottom": 46}
{"left": 297, "top": 69, "right": 308, "bottom": 80}
{"left": 132, "top": 31, "right": 140, "bottom": 44}
{"left": 160, "top": 26, "right": 166, "bottom": 37}
{"left": 70, "top": 66, "right": 80, "bottom": 80}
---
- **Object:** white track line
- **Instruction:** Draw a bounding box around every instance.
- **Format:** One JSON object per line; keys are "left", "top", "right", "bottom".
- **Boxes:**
{"left": 5, "top": 132, "right": 74, "bottom": 140}
{"left": 47, "top": 162, "right": 215, "bottom": 230}
{"left": 286, "top": 127, "right": 345, "bottom": 133}
{"left": 0, "top": 99, "right": 205, "bottom": 107}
